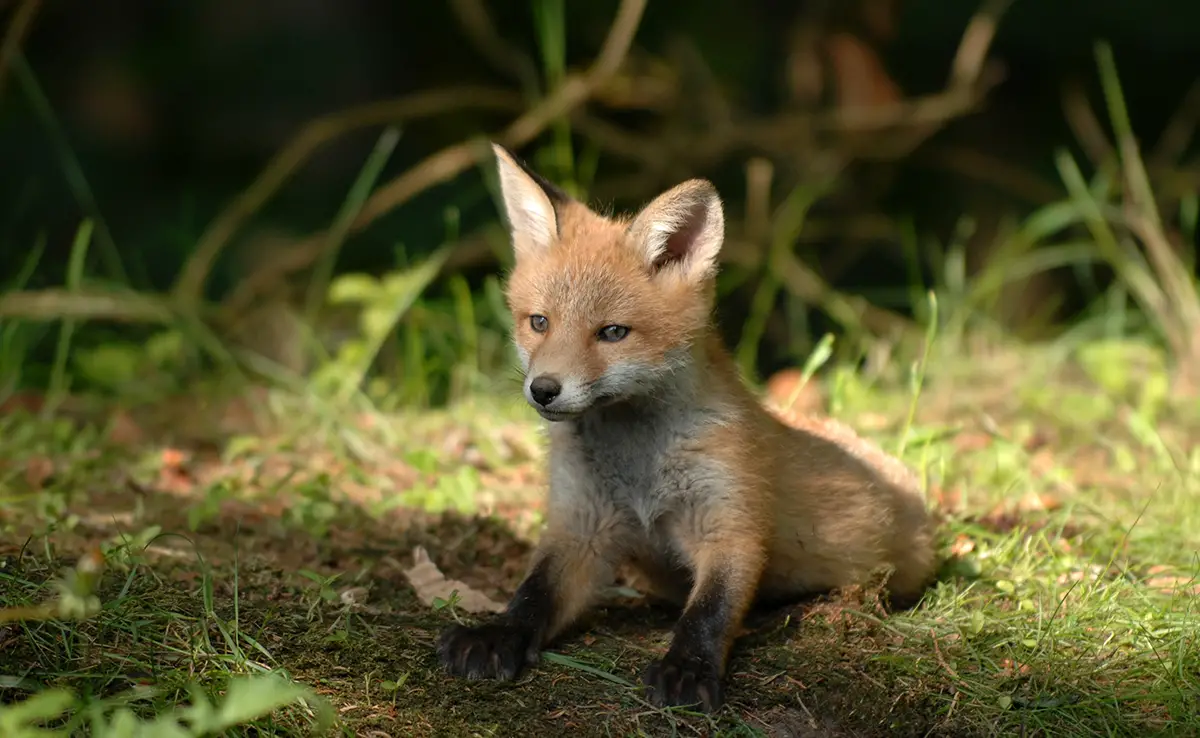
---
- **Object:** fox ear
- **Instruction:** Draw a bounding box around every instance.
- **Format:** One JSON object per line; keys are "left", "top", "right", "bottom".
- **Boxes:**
{"left": 626, "top": 179, "right": 725, "bottom": 281}
{"left": 491, "top": 143, "right": 567, "bottom": 260}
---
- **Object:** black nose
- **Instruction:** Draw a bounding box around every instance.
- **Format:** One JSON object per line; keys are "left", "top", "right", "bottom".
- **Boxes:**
{"left": 528, "top": 375, "right": 562, "bottom": 407}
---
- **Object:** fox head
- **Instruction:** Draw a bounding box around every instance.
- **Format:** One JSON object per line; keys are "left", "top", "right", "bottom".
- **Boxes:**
{"left": 491, "top": 143, "right": 726, "bottom": 421}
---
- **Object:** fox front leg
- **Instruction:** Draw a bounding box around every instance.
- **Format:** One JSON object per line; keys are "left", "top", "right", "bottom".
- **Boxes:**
{"left": 437, "top": 514, "right": 627, "bottom": 681}
{"left": 641, "top": 518, "right": 766, "bottom": 712}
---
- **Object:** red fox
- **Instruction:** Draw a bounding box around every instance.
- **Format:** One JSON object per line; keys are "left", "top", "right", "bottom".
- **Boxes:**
{"left": 437, "top": 143, "right": 937, "bottom": 712}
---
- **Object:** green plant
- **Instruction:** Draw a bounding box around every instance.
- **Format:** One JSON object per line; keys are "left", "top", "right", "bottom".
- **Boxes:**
{"left": 0, "top": 675, "right": 334, "bottom": 738}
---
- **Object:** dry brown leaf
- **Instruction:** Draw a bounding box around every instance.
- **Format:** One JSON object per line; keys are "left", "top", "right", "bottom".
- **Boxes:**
{"left": 0, "top": 392, "right": 44, "bottom": 415}
{"left": 1144, "top": 566, "right": 1200, "bottom": 595}
{"left": 1029, "top": 449, "right": 1056, "bottom": 476}
{"left": 1022, "top": 428, "right": 1053, "bottom": 452}
{"left": 1018, "top": 491, "right": 1061, "bottom": 513}
{"left": 929, "top": 483, "right": 963, "bottom": 512}
{"left": 764, "top": 369, "right": 826, "bottom": 416}
{"left": 161, "top": 448, "right": 188, "bottom": 469}
{"left": 948, "top": 534, "right": 976, "bottom": 557}
{"left": 855, "top": 412, "right": 891, "bottom": 431}
{"left": 403, "top": 546, "right": 504, "bottom": 614}
{"left": 106, "top": 409, "right": 146, "bottom": 445}
{"left": 825, "top": 32, "right": 903, "bottom": 111}
{"left": 953, "top": 431, "right": 993, "bottom": 452}
{"left": 24, "top": 456, "right": 54, "bottom": 489}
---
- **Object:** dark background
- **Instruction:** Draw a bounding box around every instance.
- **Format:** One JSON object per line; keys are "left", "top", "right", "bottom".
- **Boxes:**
{"left": 2, "top": 0, "right": 1199, "bottom": 392}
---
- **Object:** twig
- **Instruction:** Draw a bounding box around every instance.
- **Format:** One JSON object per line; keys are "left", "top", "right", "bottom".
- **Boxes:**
{"left": 1149, "top": 79, "right": 1200, "bottom": 171}
{"left": 921, "top": 144, "right": 1062, "bottom": 204}
{"left": 744, "top": 157, "right": 775, "bottom": 246}
{"left": 172, "top": 87, "right": 524, "bottom": 305}
{"left": 0, "top": 288, "right": 175, "bottom": 323}
{"left": 775, "top": 251, "right": 920, "bottom": 341}
{"left": 449, "top": 0, "right": 539, "bottom": 97}
{"left": 0, "top": 0, "right": 41, "bottom": 102}
{"left": 949, "top": 0, "right": 1013, "bottom": 89}
{"left": 218, "top": 0, "right": 648, "bottom": 321}
{"left": 929, "top": 627, "right": 962, "bottom": 683}
{"left": 1061, "top": 79, "right": 1115, "bottom": 168}
{"left": 574, "top": 21, "right": 1010, "bottom": 174}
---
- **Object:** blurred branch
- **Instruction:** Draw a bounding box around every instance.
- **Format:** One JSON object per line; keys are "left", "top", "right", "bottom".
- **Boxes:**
{"left": 921, "top": 144, "right": 1062, "bottom": 204}
{"left": 949, "top": 0, "right": 1012, "bottom": 88}
{"left": 0, "top": 0, "right": 41, "bottom": 103}
{"left": 0, "top": 288, "right": 175, "bottom": 323}
{"left": 1061, "top": 78, "right": 1114, "bottom": 167}
{"left": 218, "top": 0, "right": 648, "bottom": 321}
{"left": 449, "top": 0, "right": 539, "bottom": 97}
{"left": 1149, "top": 78, "right": 1200, "bottom": 171}
{"left": 775, "top": 249, "right": 919, "bottom": 340}
{"left": 572, "top": 0, "right": 1012, "bottom": 181}
{"left": 173, "top": 87, "right": 524, "bottom": 306}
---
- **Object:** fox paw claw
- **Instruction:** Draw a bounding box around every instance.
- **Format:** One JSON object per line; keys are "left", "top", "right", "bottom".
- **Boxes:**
{"left": 642, "top": 651, "right": 725, "bottom": 712}
{"left": 437, "top": 622, "right": 536, "bottom": 681}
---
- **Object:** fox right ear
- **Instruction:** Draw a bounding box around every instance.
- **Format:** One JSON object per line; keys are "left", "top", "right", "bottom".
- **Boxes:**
{"left": 491, "top": 143, "right": 564, "bottom": 260}
{"left": 626, "top": 179, "right": 725, "bottom": 282}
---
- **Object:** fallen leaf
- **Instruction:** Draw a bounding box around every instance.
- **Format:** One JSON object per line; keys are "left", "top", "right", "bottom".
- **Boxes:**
{"left": 1022, "top": 429, "right": 1053, "bottom": 452}
{"left": 107, "top": 410, "right": 145, "bottom": 445}
{"left": 825, "top": 32, "right": 902, "bottom": 111}
{"left": 1029, "top": 449, "right": 1056, "bottom": 476}
{"left": 948, "top": 534, "right": 976, "bottom": 557}
{"left": 24, "top": 456, "right": 55, "bottom": 490}
{"left": 929, "top": 484, "right": 963, "bottom": 512}
{"left": 764, "top": 369, "right": 826, "bottom": 416}
{"left": 953, "top": 431, "right": 993, "bottom": 452}
{"left": 161, "top": 448, "right": 188, "bottom": 469}
{"left": 1018, "top": 491, "right": 1061, "bottom": 513}
{"left": 402, "top": 546, "right": 504, "bottom": 614}
{"left": 1144, "top": 566, "right": 1200, "bottom": 595}
{"left": 0, "top": 392, "right": 45, "bottom": 415}
{"left": 855, "top": 412, "right": 891, "bottom": 431}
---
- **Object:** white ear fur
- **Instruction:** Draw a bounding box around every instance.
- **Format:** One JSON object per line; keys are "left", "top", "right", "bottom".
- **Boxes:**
{"left": 491, "top": 143, "right": 559, "bottom": 260}
{"left": 626, "top": 179, "right": 725, "bottom": 281}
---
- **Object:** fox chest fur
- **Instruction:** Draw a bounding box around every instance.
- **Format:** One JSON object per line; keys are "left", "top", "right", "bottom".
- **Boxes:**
{"left": 543, "top": 392, "right": 737, "bottom": 570}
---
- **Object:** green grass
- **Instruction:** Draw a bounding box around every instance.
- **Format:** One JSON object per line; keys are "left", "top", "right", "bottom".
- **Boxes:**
{"left": 1, "top": 333, "right": 1198, "bottom": 737}
{"left": 2, "top": 23, "right": 1199, "bottom": 736}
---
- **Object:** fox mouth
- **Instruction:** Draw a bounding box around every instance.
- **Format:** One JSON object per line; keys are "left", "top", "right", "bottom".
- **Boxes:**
{"left": 534, "top": 407, "right": 581, "bottom": 422}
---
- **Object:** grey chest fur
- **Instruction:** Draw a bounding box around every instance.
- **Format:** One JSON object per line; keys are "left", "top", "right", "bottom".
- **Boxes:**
{"left": 548, "top": 400, "right": 726, "bottom": 531}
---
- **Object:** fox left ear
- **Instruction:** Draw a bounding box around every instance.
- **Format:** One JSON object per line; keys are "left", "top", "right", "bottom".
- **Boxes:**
{"left": 626, "top": 179, "right": 725, "bottom": 281}
{"left": 491, "top": 143, "right": 570, "bottom": 261}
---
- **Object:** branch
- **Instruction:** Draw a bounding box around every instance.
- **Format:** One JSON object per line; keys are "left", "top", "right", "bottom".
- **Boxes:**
{"left": 172, "top": 87, "right": 525, "bottom": 305}
{"left": 1061, "top": 78, "right": 1114, "bottom": 168}
{"left": 1149, "top": 78, "right": 1200, "bottom": 171}
{"left": 948, "top": 0, "right": 1013, "bottom": 89}
{"left": 0, "top": 0, "right": 41, "bottom": 103}
{"left": 449, "top": 0, "right": 539, "bottom": 96}
{"left": 0, "top": 288, "right": 175, "bottom": 323}
{"left": 572, "top": 1, "right": 1012, "bottom": 175}
{"left": 773, "top": 248, "right": 920, "bottom": 341}
{"left": 218, "top": 0, "right": 648, "bottom": 320}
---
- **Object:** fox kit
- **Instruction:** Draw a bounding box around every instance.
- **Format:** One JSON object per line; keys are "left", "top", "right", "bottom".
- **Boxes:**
{"left": 437, "top": 144, "right": 936, "bottom": 712}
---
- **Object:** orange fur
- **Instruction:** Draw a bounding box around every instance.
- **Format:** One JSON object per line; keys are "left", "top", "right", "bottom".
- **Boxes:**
{"left": 436, "top": 144, "right": 937, "bottom": 712}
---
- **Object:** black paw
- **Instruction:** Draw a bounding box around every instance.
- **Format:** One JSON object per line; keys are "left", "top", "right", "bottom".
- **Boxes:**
{"left": 641, "top": 651, "right": 725, "bottom": 712}
{"left": 437, "top": 621, "right": 537, "bottom": 681}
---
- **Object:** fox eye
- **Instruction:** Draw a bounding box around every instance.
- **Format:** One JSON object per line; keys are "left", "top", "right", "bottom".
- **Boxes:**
{"left": 529, "top": 314, "right": 549, "bottom": 333}
{"left": 597, "top": 324, "right": 630, "bottom": 342}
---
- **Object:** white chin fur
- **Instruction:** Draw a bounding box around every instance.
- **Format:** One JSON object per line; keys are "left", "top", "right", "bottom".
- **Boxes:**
{"left": 533, "top": 406, "right": 579, "bottom": 422}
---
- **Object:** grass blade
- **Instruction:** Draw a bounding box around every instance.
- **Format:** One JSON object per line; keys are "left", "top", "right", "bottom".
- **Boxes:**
{"left": 304, "top": 126, "right": 403, "bottom": 325}
{"left": 45, "top": 219, "right": 94, "bottom": 415}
